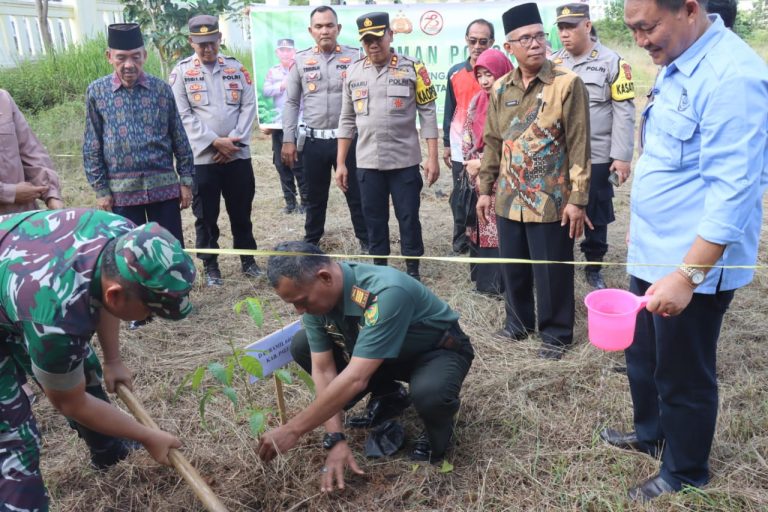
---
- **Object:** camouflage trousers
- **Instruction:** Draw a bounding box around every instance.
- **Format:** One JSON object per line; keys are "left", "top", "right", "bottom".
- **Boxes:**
{"left": 0, "top": 338, "right": 106, "bottom": 512}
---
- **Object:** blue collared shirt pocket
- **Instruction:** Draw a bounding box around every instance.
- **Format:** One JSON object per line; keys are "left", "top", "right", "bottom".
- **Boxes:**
{"left": 657, "top": 109, "right": 699, "bottom": 168}
{"left": 185, "top": 82, "right": 209, "bottom": 106}
{"left": 387, "top": 85, "right": 410, "bottom": 115}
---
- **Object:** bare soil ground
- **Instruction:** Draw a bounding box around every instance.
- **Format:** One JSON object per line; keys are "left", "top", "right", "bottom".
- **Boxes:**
{"left": 27, "top": 44, "right": 768, "bottom": 511}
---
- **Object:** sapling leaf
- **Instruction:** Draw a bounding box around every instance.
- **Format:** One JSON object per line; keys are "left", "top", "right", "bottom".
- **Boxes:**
{"left": 439, "top": 460, "right": 454, "bottom": 473}
{"left": 239, "top": 355, "right": 264, "bottom": 379}
{"left": 190, "top": 366, "right": 205, "bottom": 390}
{"left": 295, "top": 368, "right": 315, "bottom": 394}
{"left": 222, "top": 386, "right": 238, "bottom": 407}
{"left": 172, "top": 371, "right": 193, "bottom": 402}
{"left": 249, "top": 410, "right": 266, "bottom": 436}
{"left": 225, "top": 360, "right": 235, "bottom": 386}
{"left": 275, "top": 369, "right": 292, "bottom": 384}
{"left": 208, "top": 362, "right": 230, "bottom": 386}
{"left": 235, "top": 297, "right": 263, "bottom": 327}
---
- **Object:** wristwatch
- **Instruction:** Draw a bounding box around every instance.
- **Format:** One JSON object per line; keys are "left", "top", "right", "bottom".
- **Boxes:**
{"left": 322, "top": 432, "right": 346, "bottom": 450}
{"left": 678, "top": 265, "right": 706, "bottom": 287}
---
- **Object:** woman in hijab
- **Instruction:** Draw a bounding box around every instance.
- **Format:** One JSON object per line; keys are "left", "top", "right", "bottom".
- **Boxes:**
{"left": 461, "top": 49, "right": 513, "bottom": 296}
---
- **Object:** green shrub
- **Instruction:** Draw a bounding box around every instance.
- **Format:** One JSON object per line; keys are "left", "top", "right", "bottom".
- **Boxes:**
{"left": 0, "top": 36, "right": 162, "bottom": 113}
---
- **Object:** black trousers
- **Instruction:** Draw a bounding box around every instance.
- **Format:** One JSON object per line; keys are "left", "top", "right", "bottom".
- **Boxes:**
{"left": 496, "top": 217, "right": 575, "bottom": 346}
{"left": 627, "top": 277, "right": 734, "bottom": 488}
{"left": 580, "top": 162, "right": 614, "bottom": 263}
{"left": 191, "top": 158, "right": 257, "bottom": 267}
{"left": 271, "top": 130, "right": 307, "bottom": 207}
{"left": 301, "top": 137, "right": 368, "bottom": 245}
{"left": 113, "top": 198, "right": 184, "bottom": 248}
{"left": 290, "top": 326, "right": 474, "bottom": 456}
{"left": 449, "top": 160, "right": 469, "bottom": 252}
{"left": 357, "top": 165, "right": 424, "bottom": 257}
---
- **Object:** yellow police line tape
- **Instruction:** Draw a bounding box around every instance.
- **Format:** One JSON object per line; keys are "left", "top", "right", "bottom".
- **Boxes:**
{"left": 185, "top": 248, "right": 768, "bottom": 270}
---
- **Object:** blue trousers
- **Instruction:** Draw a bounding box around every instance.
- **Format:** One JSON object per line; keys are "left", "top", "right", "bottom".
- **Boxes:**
{"left": 627, "top": 276, "right": 734, "bottom": 488}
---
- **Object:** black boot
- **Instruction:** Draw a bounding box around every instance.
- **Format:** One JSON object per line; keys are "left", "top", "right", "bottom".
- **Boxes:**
{"left": 406, "top": 260, "right": 420, "bottom": 281}
{"left": 241, "top": 257, "right": 263, "bottom": 278}
{"left": 373, "top": 258, "right": 388, "bottom": 266}
{"left": 346, "top": 384, "right": 411, "bottom": 428}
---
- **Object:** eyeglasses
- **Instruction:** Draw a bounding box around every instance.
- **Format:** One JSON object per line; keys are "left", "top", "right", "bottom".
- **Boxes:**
{"left": 507, "top": 32, "right": 548, "bottom": 48}
{"left": 466, "top": 37, "right": 491, "bottom": 46}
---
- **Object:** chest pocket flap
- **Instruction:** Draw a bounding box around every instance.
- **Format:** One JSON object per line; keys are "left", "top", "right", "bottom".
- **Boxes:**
{"left": 186, "top": 82, "right": 210, "bottom": 106}
{"left": 661, "top": 110, "right": 697, "bottom": 141}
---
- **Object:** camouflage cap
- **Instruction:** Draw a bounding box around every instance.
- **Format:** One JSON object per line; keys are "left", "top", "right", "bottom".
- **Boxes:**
{"left": 114, "top": 223, "right": 196, "bottom": 320}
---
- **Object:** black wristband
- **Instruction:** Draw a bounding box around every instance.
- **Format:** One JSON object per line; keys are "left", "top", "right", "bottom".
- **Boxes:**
{"left": 322, "top": 432, "right": 346, "bottom": 450}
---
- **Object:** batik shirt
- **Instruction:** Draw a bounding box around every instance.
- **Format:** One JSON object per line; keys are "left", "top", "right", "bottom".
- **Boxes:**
{"left": 0, "top": 208, "right": 134, "bottom": 390}
{"left": 83, "top": 72, "right": 194, "bottom": 207}
{"left": 479, "top": 60, "right": 591, "bottom": 223}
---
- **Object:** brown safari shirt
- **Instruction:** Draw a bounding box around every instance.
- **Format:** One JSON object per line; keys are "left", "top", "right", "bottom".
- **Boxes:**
{"left": 478, "top": 60, "right": 591, "bottom": 223}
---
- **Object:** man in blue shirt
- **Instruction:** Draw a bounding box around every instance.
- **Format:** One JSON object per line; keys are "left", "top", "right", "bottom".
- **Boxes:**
{"left": 600, "top": 0, "right": 767, "bottom": 502}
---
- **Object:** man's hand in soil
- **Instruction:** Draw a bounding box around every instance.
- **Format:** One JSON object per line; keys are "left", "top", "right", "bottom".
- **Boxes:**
{"left": 258, "top": 424, "right": 300, "bottom": 462}
{"left": 320, "top": 441, "right": 364, "bottom": 492}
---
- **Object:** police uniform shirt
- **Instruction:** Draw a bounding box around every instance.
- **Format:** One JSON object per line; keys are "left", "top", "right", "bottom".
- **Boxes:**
{"left": 302, "top": 262, "right": 459, "bottom": 360}
{"left": 337, "top": 52, "right": 439, "bottom": 170}
{"left": 170, "top": 54, "right": 256, "bottom": 165}
{"left": 283, "top": 45, "right": 359, "bottom": 143}
{"left": 552, "top": 41, "right": 635, "bottom": 164}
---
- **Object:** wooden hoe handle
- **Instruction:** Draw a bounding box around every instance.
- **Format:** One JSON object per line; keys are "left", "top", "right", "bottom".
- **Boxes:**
{"left": 116, "top": 383, "right": 229, "bottom": 512}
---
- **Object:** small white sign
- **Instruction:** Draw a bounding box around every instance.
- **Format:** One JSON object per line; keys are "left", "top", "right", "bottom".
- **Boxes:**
{"left": 245, "top": 320, "right": 301, "bottom": 382}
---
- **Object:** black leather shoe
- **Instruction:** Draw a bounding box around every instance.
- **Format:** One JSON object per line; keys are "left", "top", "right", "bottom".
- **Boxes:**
{"left": 204, "top": 264, "right": 223, "bottom": 287}
{"left": 242, "top": 262, "right": 263, "bottom": 278}
{"left": 90, "top": 438, "right": 142, "bottom": 470}
{"left": 494, "top": 327, "right": 531, "bottom": 341}
{"left": 280, "top": 203, "right": 297, "bottom": 214}
{"left": 128, "top": 316, "right": 153, "bottom": 331}
{"left": 359, "top": 240, "right": 370, "bottom": 254}
{"left": 346, "top": 385, "right": 411, "bottom": 429}
{"left": 538, "top": 343, "right": 565, "bottom": 360}
{"left": 406, "top": 261, "right": 421, "bottom": 281}
{"left": 628, "top": 473, "right": 677, "bottom": 502}
{"left": 599, "top": 428, "right": 663, "bottom": 458}
{"left": 410, "top": 429, "right": 452, "bottom": 464}
{"left": 585, "top": 268, "right": 607, "bottom": 289}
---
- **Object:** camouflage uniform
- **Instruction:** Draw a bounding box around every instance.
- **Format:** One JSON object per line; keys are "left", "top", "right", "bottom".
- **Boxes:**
{"left": 0, "top": 208, "right": 195, "bottom": 512}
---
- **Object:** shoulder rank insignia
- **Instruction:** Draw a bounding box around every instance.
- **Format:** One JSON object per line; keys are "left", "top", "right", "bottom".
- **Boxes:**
{"left": 351, "top": 286, "right": 370, "bottom": 309}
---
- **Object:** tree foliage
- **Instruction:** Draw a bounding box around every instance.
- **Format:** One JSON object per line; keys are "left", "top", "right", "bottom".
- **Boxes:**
{"left": 592, "top": 0, "right": 634, "bottom": 47}
{"left": 120, "top": 0, "right": 252, "bottom": 76}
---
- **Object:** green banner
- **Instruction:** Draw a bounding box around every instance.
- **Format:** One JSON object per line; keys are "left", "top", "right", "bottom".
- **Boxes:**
{"left": 250, "top": 1, "right": 563, "bottom": 128}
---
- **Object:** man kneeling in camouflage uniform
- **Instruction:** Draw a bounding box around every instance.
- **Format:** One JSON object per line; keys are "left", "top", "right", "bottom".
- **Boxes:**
{"left": 0, "top": 208, "right": 196, "bottom": 511}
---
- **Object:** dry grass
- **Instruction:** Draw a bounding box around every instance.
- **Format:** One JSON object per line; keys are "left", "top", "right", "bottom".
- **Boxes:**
{"left": 26, "top": 42, "right": 768, "bottom": 511}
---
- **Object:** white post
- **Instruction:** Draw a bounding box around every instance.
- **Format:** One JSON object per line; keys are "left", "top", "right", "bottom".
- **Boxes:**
{"left": 70, "top": 0, "right": 101, "bottom": 42}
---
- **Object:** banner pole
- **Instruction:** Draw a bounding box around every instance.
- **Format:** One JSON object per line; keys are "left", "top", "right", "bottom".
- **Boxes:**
{"left": 273, "top": 375, "right": 288, "bottom": 424}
